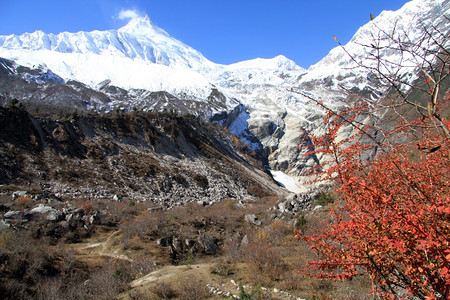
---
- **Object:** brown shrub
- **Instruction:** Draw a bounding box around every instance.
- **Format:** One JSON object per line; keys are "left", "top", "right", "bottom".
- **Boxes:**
{"left": 279, "top": 270, "right": 304, "bottom": 291}
{"left": 176, "top": 276, "right": 208, "bottom": 300}
{"left": 15, "top": 196, "right": 33, "bottom": 208}
{"left": 83, "top": 260, "right": 136, "bottom": 299}
{"left": 130, "top": 255, "right": 157, "bottom": 277}
{"left": 80, "top": 200, "right": 94, "bottom": 214}
{"left": 247, "top": 182, "right": 267, "bottom": 198}
{"left": 221, "top": 235, "right": 243, "bottom": 264}
{"left": 0, "top": 230, "right": 68, "bottom": 299}
{"left": 192, "top": 174, "right": 208, "bottom": 189}
{"left": 119, "top": 209, "right": 169, "bottom": 243}
{"left": 35, "top": 277, "right": 64, "bottom": 300}
{"left": 84, "top": 265, "right": 120, "bottom": 299}
{"left": 151, "top": 282, "right": 178, "bottom": 299}
{"left": 267, "top": 220, "right": 292, "bottom": 245}
{"left": 210, "top": 258, "right": 236, "bottom": 277}
{"left": 243, "top": 241, "right": 287, "bottom": 285}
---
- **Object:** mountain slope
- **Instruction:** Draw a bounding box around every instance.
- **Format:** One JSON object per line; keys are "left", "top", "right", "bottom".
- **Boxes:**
{"left": 0, "top": 0, "right": 448, "bottom": 192}
{"left": 266, "top": 0, "right": 450, "bottom": 183}
{"left": 0, "top": 16, "right": 226, "bottom": 108}
{"left": 0, "top": 105, "right": 284, "bottom": 203}
{"left": 0, "top": 57, "right": 236, "bottom": 117}
{"left": 299, "top": 0, "right": 450, "bottom": 99}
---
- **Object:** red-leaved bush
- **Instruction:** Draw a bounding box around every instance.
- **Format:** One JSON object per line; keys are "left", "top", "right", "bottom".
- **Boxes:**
{"left": 296, "top": 90, "right": 449, "bottom": 298}
{"left": 293, "top": 17, "right": 450, "bottom": 298}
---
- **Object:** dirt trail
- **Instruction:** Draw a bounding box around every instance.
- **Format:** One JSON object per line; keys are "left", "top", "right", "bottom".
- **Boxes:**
{"left": 77, "top": 230, "right": 132, "bottom": 262}
{"left": 130, "top": 263, "right": 213, "bottom": 288}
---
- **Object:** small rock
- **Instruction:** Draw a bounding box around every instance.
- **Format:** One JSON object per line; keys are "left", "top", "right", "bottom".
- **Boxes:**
{"left": 30, "top": 204, "right": 54, "bottom": 214}
{"left": 278, "top": 201, "right": 288, "bottom": 213}
{"left": 285, "top": 193, "right": 297, "bottom": 202}
{"left": 172, "top": 237, "right": 183, "bottom": 252}
{"left": 73, "top": 208, "right": 85, "bottom": 216}
{"left": 67, "top": 212, "right": 86, "bottom": 229}
{"left": 89, "top": 210, "right": 107, "bottom": 225}
{"left": 197, "top": 232, "right": 218, "bottom": 254}
{"left": 0, "top": 220, "right": 10, "bottom": 233}
{"left": 313, "top": 205, "right": 323, "bottom": 211}
{"left": 30, "top": 204, "right": 64, "bottom": 222}
{"left": 157, "top": 236, "right": 172, "bottom": 247}
{"left": 185, "top": 238, "right": 195, "bottom": 248}
{"left": 4, "top": 211, "right": 22, "bottom": 219}
{"left": 245, "top": 214, "right": 261, "bottom": 226}
{"left": 46, "top": 210, "right": 64, "bottom": 222}
{"left": 240, "top": 235, "right": 249, "bottom": 248}
{"left": 197, "top": 200, "right": 207, "bottom": 207}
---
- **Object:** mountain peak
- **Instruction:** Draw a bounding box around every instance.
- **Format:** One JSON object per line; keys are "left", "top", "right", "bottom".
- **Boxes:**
{"left": 118, "top": 15, "right": 169, "bottom": 37}
{"left": 143, "top": 15, "right": 151, "bottom": 22}
{"left": 227, "top": 55, "right": 304, "bottom": 71}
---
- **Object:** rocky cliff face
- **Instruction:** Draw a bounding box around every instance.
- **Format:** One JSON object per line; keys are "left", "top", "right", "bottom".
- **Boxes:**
{"left": 256, "top": 0, "right": 450, "bottom": 184}
{"left": 0, "top": 106, "right": 284, "bottom": 206}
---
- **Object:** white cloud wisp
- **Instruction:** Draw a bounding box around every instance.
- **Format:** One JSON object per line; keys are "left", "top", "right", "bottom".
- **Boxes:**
{"left": 116, "top": 9, "right": 143, "bottom": 21}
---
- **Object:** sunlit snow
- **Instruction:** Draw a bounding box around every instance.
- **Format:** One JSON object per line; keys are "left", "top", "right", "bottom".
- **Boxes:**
{"left": 271, "top": 170, "right": 305, "bottom": 194}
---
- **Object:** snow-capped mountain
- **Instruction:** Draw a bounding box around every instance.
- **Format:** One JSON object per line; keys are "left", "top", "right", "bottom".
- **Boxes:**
{"left": 0, "top": 15, "right": 214, "bottom": 69}
{"left": 0, "top": 15, "right": 226, "bottom": 112}
{"left": 0, "top": 13, "right": 310, "bottom": 169}
{"left": 0, "top": 0, "right": 448, "bottom": 193}
{"left": 299, "top": 0, "right": 450, "bottom": 100}
{"left": 0, "top": 15, "right": 308, "bottom": 107}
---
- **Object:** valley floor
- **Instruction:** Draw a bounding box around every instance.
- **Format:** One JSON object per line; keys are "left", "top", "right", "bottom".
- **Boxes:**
{"left": 0, "top": 185, "right": 372, "bottom": 300}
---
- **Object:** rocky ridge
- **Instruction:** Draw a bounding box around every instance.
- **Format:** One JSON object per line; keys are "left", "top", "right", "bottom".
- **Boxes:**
{"left": 0, "top": 105, "right": 284, "bottom": 205}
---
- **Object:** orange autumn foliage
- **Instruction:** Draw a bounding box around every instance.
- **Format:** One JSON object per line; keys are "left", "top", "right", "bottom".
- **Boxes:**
{"left": 292, "top": 18, "right": 450, "bottom": 298}
{"left": 296, "top": 92, "right": 449, "bottom": 298}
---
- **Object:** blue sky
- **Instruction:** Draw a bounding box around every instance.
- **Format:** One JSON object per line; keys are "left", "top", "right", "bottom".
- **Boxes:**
{"left": 0, "top": 0, "right": 409, "bottom": 68}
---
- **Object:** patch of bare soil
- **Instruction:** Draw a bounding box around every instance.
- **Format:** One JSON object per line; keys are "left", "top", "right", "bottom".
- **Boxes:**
{"left": 78, "top": 230, "right": 132, "bottom": 262}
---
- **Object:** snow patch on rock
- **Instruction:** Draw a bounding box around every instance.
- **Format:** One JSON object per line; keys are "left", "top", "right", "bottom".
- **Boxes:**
{"left": 270, "top": 170, "right": 305, "bottom": 194}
